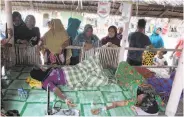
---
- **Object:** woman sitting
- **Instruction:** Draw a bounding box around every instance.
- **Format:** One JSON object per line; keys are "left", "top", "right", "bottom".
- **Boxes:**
{"left": 101, "top": 26, "right": 121, "bottom": 47}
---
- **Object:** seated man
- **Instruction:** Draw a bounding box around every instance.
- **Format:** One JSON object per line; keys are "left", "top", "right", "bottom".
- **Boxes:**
{"left": 91, "top": 84, "right": 159, "bottom": 115}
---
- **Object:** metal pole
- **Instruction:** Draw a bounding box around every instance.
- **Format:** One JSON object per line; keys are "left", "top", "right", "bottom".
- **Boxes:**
{"left": 118, "top": 3, "right": 132, "bottom": 63}
{"left": 5, "top": 1, "right": 14, "bottom": 44}
{"left": 165, "top": 51, "right": 183, "bottom": 116}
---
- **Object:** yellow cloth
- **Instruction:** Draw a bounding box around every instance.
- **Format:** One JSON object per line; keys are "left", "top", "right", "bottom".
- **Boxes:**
{"left": 26, "top": 77, "right": 42, "bottom": 88}
{"left": 44, "top": 19, "right": 69, "bottom": 53}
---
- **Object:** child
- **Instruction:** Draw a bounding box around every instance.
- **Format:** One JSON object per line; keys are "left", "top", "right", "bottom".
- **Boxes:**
{"left": 91, "top": 84, "right": 159, "bottom": 115}
{"left": 153, "top": 50, "right": 168, "bottom": 66}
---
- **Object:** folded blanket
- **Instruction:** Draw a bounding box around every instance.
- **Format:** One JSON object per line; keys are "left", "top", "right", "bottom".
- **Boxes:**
{"left": 62, "top": 55, "right": 109, "bottom": 90}
{"left": 148, "top": 68, "right": 170, "bottom": 78}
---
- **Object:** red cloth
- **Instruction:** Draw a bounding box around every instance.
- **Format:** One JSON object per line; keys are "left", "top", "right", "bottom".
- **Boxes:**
{"left": 175, "top": 38, "right": 183, "bottom": 58}
{"left": 134, "top": 67, "right": 155, "bottom": 78}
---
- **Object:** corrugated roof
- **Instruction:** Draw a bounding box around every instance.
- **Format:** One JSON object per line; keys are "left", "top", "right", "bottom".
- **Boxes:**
{"left": 1, "top": 0, "right": 183, "bottom": 19}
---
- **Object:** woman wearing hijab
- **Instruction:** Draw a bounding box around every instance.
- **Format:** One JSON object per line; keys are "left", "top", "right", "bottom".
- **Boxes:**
{"left": 38, "top": 19, "right": 71, "bottom": 65}
{"left": 11, "top": 11, "right": 30, "bottom": 44}
{"left": 149, "top": 26, "right": 164, "bottom": 48}
{"left": 30, "top": 55, "right": 109, "bottom": 107}
{"left": 66, "top": 18, "right": 81, "bottom": 65}
{"left": 73, "top": 24, "right": 100, "bottom": 51}
{"left": 101, "top": 26, "right": 120, "bottom": 47}
{"left": 30, "top": 67, "right": 75, "bottom": 107}
{"left": 25, "top": 15, "right": 40, "bottom": 46}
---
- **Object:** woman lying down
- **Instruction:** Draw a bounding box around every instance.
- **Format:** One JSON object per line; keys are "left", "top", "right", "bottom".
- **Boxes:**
{"left": 30, "top": 56, "right": 109, "bottom": 107}
{"left": 91, "top": 84, "right": 159, "bottom": 116}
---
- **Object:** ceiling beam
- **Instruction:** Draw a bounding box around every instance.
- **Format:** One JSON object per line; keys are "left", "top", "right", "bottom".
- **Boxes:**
{"left": 159, "top": 9, "right": 169, "bottom": 17}
{"left": 29, "top": 1, "right": 34, "bottom": 9}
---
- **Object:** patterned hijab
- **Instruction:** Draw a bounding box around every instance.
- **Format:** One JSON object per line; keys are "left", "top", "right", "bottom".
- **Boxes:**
{"left": 137, "top": 86, "right": 159, "bottom": 114}
{"left": 25, "top": 15, "right": 36, "bottom": 30}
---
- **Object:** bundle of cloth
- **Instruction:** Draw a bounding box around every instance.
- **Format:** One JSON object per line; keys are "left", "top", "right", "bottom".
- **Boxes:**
{"left": 134, "top": 67, "right": 183, "bottom": 101}
{"left": 62, "top": 55, "right": 109, "bottom": 90}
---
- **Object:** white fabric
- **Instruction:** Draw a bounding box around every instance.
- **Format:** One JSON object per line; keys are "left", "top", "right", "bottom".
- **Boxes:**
{"left": 59, "top": 54, "right": 65, "bottom": 63}
{"left": 148, "top": 68, "right": 170, "bottom": 78}
{"left": 153, "top": 55, "right": 167, "bottom": 66}
{"left": 132, "top": 106, "right": 159, "bottom": 116}
{"left": 165, "top": 51, "right": 183, "bottom": 116}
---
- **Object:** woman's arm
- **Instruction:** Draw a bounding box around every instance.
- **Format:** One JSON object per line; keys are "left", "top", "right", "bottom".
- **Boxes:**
{"left": 106, "top": 100, "right": 130, "bottom": 110}
{"left": 53, "top": 87, "right": 76, "bottom": 107}
{"left": 101, "top": 37, "right": 108, "bottom": 45}
{"left": 53, "top": 87, "right": 67, "bottom": 100}
{"left": 92, "top": 100, "right": 132, "bottom": 115}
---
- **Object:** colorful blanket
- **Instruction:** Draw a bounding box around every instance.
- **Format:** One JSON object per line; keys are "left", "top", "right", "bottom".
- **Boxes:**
{"left": 62, "top": 55, "right": 109, "bottom": 90}
{"left": 115, "top": 61, "right": 144, "bottom": 87}
{"left": 115, "top": 62, "right": 166, "bottom": 112}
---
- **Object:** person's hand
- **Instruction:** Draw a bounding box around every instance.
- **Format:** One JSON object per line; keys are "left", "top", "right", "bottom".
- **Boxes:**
{"left": 65, "top": 99, "right": 76, "bottom": 107}
{"left": 106, "top": 42, "right": 112, "bottom": 47}
{"left": 131, "top": 106, "right": 136, "bottom": 111}
{"left": 20, "top": 40, "right": 28, "bottom": 44}
{"left": 84, "top": 43, "right": 93, "bottom": 51}
{"left": 7, "top": 28, "right": 13, "bottom": 39}
{"left": 91, "top": 108, "right": 100, "bottom": 115}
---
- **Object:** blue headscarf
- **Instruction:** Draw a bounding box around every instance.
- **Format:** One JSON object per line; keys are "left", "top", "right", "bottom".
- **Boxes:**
{"left": 66, "top": 17, "right": 81, "bottom": 44}
{"left": 149, "top": 26, "right": 164, "bottom": 48}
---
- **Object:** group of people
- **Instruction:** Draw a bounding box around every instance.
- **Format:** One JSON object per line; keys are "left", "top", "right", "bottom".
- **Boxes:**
{"left": 2, "top": 11, "right": 125, "bottom": 65}
{"left": 1, "top": 11, "right": 183, "bottom": 116}
{"left": 127, "top": 19, "right": 183, "bottom": 69}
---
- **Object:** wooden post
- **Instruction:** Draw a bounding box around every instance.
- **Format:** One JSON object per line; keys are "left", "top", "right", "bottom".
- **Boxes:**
{"left": 118, "top": 3, "right": 132, "bottom": 63}
{"left": 5, "top": 1, "right": 14, "bottom": 44}
{"left": 165, "top": 50, "right": 183, "bottom": 116}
